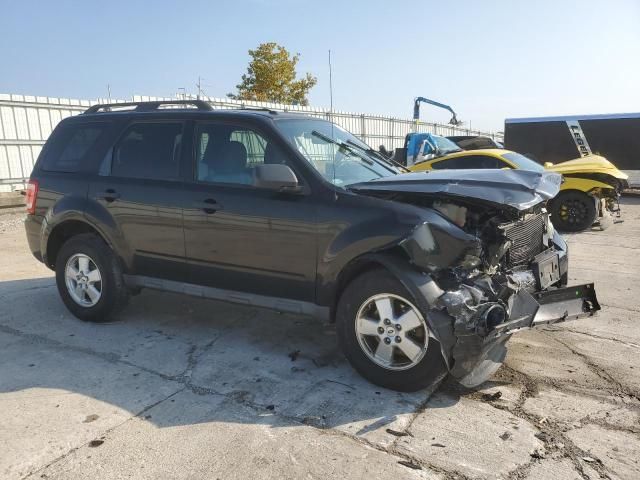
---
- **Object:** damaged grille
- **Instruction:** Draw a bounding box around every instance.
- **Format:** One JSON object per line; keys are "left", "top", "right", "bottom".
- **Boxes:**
{"left": 503, "top": 213, "right": 545, "bottom": 267}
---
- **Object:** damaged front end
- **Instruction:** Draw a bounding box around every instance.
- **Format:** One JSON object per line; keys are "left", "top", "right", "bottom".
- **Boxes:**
{"left": 351, "top": 169, "right": 600, "bottom": 387}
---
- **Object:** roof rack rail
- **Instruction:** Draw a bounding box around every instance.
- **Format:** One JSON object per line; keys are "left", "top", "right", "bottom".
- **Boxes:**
{"left": 84, "top": 100, "right": 213, "bottom": 114}
{"left": 235, "top": 106, "right": 280, "bottom": 114}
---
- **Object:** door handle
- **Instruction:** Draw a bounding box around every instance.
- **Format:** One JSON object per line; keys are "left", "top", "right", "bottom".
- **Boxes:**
{"left": 198, "top": 198, "right": 222, "bottom": 214}
{"left": 96, "top": 189, "right": 120, "bottom": 202}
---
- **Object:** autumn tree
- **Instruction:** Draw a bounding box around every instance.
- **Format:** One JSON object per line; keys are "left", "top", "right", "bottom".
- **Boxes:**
{"left": 228, "top": 42, "right": 317, "bottom": 105}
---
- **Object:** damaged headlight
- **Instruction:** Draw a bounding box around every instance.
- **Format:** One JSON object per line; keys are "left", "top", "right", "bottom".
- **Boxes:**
{"left": 400, "top": 221, "right": 483, "bottom": 273}
{"left": 433, "top": 201, "right": 467, "bottom": 228}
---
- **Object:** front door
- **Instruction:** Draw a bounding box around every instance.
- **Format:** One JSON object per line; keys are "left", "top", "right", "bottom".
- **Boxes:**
{"left": 182, "top": 121, "right": 317, "bottom": 302}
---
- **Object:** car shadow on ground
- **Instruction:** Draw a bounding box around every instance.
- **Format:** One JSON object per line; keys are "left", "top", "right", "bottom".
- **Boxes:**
{"left": 0, "top": 277, "right": 483, "bottom": 435}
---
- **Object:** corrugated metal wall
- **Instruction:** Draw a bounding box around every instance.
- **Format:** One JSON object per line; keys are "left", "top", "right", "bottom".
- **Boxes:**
{"left": 0, "top": 93, "right": 500, "bottom": 191}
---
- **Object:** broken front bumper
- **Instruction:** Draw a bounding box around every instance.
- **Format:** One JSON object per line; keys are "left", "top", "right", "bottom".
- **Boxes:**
{"left": 451, "top": 282, "right": 600, "bottom": 387}
{"left": 367, "top": 246, "right": 600, "bottom": 389}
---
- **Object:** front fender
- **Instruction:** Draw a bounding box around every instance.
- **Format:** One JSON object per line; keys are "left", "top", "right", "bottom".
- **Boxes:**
{"left": 560, "top": 176, "right": 617, "bottom": 193}
{"left": 315, "top": 192, "right": 477, "bottom": 307}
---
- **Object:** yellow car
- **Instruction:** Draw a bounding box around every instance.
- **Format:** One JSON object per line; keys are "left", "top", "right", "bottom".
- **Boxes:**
{"left": 410, "top": 147, "right": 629, "bottom": 232}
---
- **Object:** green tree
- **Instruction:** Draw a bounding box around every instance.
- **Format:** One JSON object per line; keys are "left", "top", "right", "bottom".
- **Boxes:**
{"left": 228, "top": 42, "right": 317, "bottom": 105}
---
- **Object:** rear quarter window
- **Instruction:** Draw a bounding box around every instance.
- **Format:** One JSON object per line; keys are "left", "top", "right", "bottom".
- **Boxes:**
{"left": 40, "top": 123, "right": 108, "bottom": 172}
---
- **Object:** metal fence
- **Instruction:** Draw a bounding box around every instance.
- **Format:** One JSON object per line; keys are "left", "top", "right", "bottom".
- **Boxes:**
{"left": 0, "top": 93, "right": 501, "bottom": 191}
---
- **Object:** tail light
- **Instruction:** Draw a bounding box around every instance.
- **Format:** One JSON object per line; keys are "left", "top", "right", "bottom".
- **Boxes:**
{"left": 25, "top": 179, "right": 39, "bottom": 215}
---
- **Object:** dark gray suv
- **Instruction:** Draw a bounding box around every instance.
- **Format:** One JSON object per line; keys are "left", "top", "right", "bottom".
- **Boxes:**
{"left": 24, "top": 100, "right": 599, "bottom": 391}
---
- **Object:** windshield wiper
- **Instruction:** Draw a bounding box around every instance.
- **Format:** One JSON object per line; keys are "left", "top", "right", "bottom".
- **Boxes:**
{"left": 345, "top": 140, "right": 410, "bottom": 172}
{"left": 311, "top": 131, "right": 374, "bottom": 165}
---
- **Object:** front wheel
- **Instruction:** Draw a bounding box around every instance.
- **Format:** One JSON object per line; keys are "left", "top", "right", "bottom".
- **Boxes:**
{"left": 336, "top": 268, "right": 447, "bottom": 392}
{"left": 549, "top": 191, "right": 597, "bottom": 232}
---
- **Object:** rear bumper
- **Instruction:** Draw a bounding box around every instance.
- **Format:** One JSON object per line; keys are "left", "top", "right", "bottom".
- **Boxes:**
{"left": 24, "top": 215, "right": 44, "bottom": 263}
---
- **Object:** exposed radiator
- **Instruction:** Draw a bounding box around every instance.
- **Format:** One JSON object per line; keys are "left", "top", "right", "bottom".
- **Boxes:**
{"left": 502, "top": 213, "right": 545, "bottom": 267}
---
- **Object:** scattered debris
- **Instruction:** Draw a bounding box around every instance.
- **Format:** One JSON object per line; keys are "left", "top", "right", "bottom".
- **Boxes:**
{"left": 326, "top": 379, "right": 355, "bottom": 390}
{"left": 83, "top": 414, "right": 99, "bottom": 423}
{"left": 398, "top": 460, "right": 422, "bottom": 470}
{"left": 253, "top": 356, "right": 260, "bottom": 361}
{"left": 534, "top": 431, "right": 549, "bottom": 442}
{"left": 530, "top": 448, "right": 546, "bottom": 459}
{"left": 28, "top": 364, "right": 35, "bottom": 367}
{"left": 88, "top": 440, "right": 104, "bottom": 448}
{"left": 581, "top": 456, "right": 596, "bottom": 463}
{"left": 265, "top": 405, "right": 275, "bottom": 411}
{"left": 431, "top": 443, "right": 446, "bottom": 448}
{"left": 499, "top": 432, "right": 512, "bottom": 441}
{"left": 288, "top": 350, "right": 301, "bottom": 361}
{"left": 385, "top": 428, "right": 411, "bottom": 437}
{"left": 144, "top": 415, "right": 152, "bottom": 420}
{"left": 480, "top": 391, "right": 502, "bottom": 402}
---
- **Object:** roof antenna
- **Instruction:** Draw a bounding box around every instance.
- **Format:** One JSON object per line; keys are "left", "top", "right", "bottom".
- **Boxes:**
{"left": 329, "top": 49, "right": 336, "bottom": 185}
{"left": 329, "top": 50, "right": 334, "bottom": 122}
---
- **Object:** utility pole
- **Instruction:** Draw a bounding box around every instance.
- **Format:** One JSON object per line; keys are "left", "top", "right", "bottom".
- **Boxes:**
{"left": 107, "top": 84, "right": 111, "bottom": 101}
{"left": 196, "top": 76, "right": 202, "bottom": 100}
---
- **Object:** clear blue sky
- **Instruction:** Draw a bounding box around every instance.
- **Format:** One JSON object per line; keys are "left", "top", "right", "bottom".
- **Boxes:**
{"left": 2, "top": 0, "right": 639, "bottom": 131}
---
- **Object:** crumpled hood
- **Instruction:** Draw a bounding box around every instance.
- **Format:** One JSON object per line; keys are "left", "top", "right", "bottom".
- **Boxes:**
{"left": 546, "top": 154, "right": 629, "bottom": 180}
{"left": 349, "top": 169, "right": 563, "bottom": 212}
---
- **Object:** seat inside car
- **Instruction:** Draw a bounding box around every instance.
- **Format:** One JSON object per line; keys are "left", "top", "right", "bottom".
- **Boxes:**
{"left": 201, "top": 138, "right": 252, "bottom": 185}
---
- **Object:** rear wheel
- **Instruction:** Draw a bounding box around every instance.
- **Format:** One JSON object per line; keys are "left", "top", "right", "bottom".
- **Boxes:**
{"left": 55, "top": 234, "right": 129, "bottom": 322}
{"left": 550, "top": 191, "right": 597, "bottom": 232}
{"left": 336, "top": 268, "right": 446, "bottom": 392}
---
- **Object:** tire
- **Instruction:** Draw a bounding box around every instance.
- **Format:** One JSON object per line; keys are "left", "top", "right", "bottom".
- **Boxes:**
{"left": 336, "top": 268, "right": 447, "bottom": 392}
{"left": 55, "top": 233, "right": 129, "bottom": 322}
{"left": 549, "top": 191, "right": 597, "bottom": 232}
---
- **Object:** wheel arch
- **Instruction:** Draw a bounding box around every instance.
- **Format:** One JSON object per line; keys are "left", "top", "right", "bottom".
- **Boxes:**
{"left": 44, "top": 218, "right": 115, "bottom": 270}
{"left": 331, "top": 247, "right": 413, "bottom": 321}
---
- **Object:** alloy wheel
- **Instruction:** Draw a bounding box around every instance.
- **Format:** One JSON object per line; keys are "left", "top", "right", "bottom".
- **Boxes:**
{"left": 355, "top": 293, "right": 429, "bottom": 370}
{"left": 64, "top": 253, "right": 102, "bottom": 307}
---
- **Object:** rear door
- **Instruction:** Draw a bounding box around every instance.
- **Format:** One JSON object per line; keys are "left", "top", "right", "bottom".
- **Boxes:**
{"left": 88, "top": 120, "right": 188, "bottom": 281}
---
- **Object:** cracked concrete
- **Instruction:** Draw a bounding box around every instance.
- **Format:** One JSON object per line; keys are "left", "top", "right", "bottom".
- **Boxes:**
{"left": 1, "top": 198, "right": 640, "bottom": 479}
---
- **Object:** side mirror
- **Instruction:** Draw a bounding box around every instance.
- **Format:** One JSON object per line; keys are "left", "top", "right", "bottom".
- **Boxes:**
{"left": 253, "top": 164, "right": 301, "bottom": 192}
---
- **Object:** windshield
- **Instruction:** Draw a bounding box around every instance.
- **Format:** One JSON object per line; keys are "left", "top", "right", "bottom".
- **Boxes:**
{"left": 275, "top": 119, "right": 398, "bottom": 187}
{"left": 502, "top": 152, "right": 545, "bottom": 172}
{"left": 432, "top": 135, "right": 462, "bottom": 155}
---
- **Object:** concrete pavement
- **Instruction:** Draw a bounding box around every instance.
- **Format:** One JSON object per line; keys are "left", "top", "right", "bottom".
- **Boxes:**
{"left": 1, "top": 199, "right": 639, "bottom": 480}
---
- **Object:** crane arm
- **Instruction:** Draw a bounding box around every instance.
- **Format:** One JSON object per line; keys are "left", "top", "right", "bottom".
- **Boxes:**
{"left": 413, "top": 97, "right": 460, "bottom": 126}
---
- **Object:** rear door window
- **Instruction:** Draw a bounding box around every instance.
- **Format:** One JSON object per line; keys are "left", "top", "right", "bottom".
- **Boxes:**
{"left": 40, "top": 123, "right": 107, "bottom": 172}
{"left": 111, "top": 123, "right": 183, "bottom": 180}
